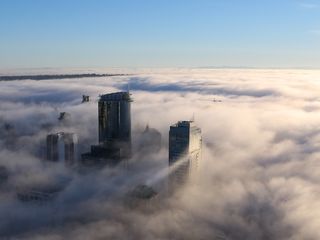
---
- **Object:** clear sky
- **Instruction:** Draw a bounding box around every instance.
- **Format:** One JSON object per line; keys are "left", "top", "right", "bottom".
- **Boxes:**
{"left": 0, "top": 0, "right": 320, "bottom": 69}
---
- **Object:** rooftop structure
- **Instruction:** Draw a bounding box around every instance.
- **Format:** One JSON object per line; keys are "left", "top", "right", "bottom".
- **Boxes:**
{"left": 58, "top": 112, "right": 71, "bottom": 121}
{"left": 82, "top": 95, "right": 90, "bottom": 103}
{"left": 99, "top": 91, "right": 133, "bottom": 102}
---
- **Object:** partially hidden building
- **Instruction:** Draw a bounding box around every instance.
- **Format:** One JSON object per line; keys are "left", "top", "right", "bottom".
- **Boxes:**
{"left": 124, "top": 184, "right": 158, "bottom": 209}
{"left": 137, "top": 125, "right": 162, "bottom": 154}
{"left": 47, "top": 132, "right": 78, "bottom": 166}
{"left": 82, "top": 95, "right": 90, "bottom": 103}
{"left": 58, "top": 112, "right": 71, "bottom": 122}
{"left": 168, "top": 121, "right": 202, "bottom": 187}
{"left": 0, "top": 166, "right": 9, "bottom": 185}
{"left": 17, "top": 185, "right": 63, "bottom": 203}
{"left": 16, "top": 177, "right": 71, "bottom": 203}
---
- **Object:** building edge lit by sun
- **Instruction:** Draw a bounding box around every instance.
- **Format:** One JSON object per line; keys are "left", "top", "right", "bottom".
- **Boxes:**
{"left": 168, "top": 120, "right": 202, "bottom": 188}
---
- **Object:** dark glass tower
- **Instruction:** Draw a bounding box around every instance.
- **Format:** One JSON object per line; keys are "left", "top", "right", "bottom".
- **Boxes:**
{"left": 169, "top": 121, "right": 202, "bottom": 186}
{"left": 98, "top": 92, "right": 132, "bottom": 159}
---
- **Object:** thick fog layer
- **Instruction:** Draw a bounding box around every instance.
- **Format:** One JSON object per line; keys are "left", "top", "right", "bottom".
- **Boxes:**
{"left": 1, "top": 69, "right": 320, "bottom": 239}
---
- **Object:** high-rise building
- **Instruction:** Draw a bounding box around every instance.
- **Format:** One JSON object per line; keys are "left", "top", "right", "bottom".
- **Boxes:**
{"left": 47, "top": 132, "right": 78, "bottom": 166}
{"left": 98, "top": 92, "right": 131, "bottom": 143}
{"left": 169, "top": 121, "right": 202, "bottom": 186}
{"left": 98, "top": 91, "right": 132, "bottom": 158}
{"left": 81, "top": 92, "right": 132, "bottom": 165}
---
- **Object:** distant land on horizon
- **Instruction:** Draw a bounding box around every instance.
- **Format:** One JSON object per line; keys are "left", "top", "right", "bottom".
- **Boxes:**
{"left": 1, "top": 67, "right": 319, "bottom": 82}
{"left": 0, "top": 73, "right": 130, "bottom": 81}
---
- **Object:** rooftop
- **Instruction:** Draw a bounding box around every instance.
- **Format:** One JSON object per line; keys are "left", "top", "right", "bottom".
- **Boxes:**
{"left": 100, "top": 92, "right": 132, "bottom": 102}
{"left": 47, "top": 132, "right": 77, "bottom": 139}
{"left": 58, "top": 112, "right": 71, "bottom": 121}
{"left": 128, "top": 185, "right": 157, "bottom": 200}
{"left": 171, "top": 120, "right": 195, "bottom": 128}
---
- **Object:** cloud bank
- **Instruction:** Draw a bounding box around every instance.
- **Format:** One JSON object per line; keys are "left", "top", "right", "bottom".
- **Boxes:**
{"left": 1, "top": 68, "right": 320, "bottom": 239}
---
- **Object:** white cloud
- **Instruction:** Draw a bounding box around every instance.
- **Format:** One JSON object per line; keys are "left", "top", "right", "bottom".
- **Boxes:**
{"left": 1, "top": 69, "right": 320, "bottom": 239}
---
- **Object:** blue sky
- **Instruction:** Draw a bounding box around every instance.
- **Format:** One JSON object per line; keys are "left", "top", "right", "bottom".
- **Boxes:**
{"left": 0, "top": 0, "right": 320, "bottom": 69}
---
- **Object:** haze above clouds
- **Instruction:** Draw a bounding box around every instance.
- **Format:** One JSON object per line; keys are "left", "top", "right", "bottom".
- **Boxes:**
{"left": 1, "top": 68, "right": 320, "bottom": 239}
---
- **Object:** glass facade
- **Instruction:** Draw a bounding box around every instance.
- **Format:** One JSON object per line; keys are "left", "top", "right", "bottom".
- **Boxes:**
{"left": 169, "top": 121, "right": 202, "bottom": 185}
{"left": 98, "top": 92, "right": 132, "bottom": 158}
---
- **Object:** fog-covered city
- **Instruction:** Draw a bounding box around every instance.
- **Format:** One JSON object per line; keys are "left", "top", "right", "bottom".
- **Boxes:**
{"left": 0, "top": 69, "right": 319, "bottom": 239}
{"left": 2, "top": 0, "right": 320, "bottom": 239}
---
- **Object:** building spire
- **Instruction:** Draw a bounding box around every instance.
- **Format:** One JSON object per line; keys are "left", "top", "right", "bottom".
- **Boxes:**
{"left": 191, "top": 112, "right": 195, "bottom": 122}
{"left": 145, "top": 123, "right": 149, "bottom": 132}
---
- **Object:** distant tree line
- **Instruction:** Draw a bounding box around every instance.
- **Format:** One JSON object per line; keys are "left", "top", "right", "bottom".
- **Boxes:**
{"left": 0, "top": 73, "right": 130, "bottom": 81}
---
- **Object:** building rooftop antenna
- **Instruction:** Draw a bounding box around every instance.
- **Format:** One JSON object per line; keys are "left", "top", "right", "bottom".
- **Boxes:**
{"left": 191, "top": 112, "right": 195, "bottom": 122}
{"left": 145, "top": 122, "right": 149, "bottom": 132}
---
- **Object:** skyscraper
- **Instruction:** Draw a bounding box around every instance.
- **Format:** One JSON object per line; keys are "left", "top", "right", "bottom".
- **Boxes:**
{"left": 81, "top": 92, "right": 132, "bottom": 165}
{"left": 98, "top": 91, "right": 132, "bottom": 158}
{"left": 169, "top": 121, "right": 202, "bottom": 186}
{"left": 47, "top": 132, "right": 78, "bottom": 166}
{"left": 98, "top": 92, "right": 132, "bottom": 144}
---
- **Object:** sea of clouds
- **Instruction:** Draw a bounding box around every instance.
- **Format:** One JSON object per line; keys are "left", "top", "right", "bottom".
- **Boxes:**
{"left": 1, "top": 68, "right": 320, "bottom": 239}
